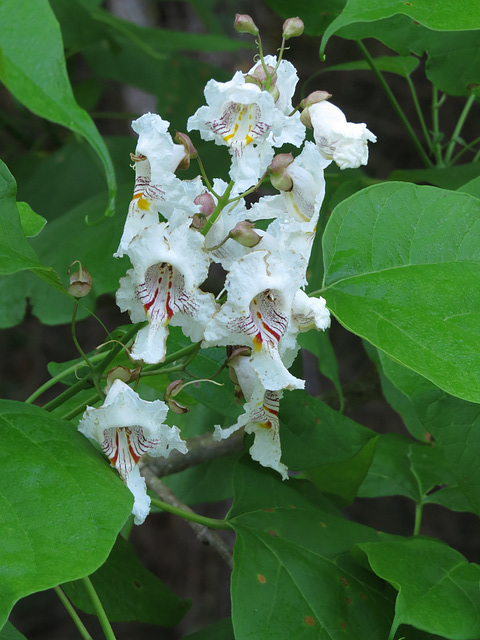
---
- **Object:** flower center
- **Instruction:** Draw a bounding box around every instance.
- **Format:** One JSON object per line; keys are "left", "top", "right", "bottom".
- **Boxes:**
{"left": 250, "top": 289, "right": 288, "bottom": 352}
{"left": 101, "top": 425, "right": 160, "bottom": 479}
{"left": 209, "top": 102, "right": 270, "bottom": 156}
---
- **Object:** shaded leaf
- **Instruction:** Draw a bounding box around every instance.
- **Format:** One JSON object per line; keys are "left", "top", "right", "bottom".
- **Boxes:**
{"left": 62, "top": 535, "right": 190, "bottom": 625}
{"left": 0, "top": 0, "right": 116, "bottom": 215}
{"left": 358, "top": 537, "right": 480, "bottom": 639}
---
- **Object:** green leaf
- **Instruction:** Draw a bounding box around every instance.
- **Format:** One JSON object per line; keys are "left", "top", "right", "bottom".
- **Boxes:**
{"left": 230, "top": 459, "right": 397, "bottom": 640}
{"left": 373, "top": 351, "right": 480, "bottom": 517}
{"left": 0, "top": 160, "right": 66, "bottom": 298}
{"left": 0, "top": 401, "right": 132, "bottom": 628}
{"left": 324, "top": 55, "right": 419, "bottom": 78}
{"left": 297, "top": 330, "right": 344, "bottom": 411}
{"left": 280, "top": 392, "right": 377, "bottom": 501}
{"left": 182, "top": 618, "right": 235, "bottom": 640}
{"left": 358, "top": 433, "right": 453, "bottom": 502}
{"left": 322, "top": 182, "right": 480, "bottom": 404}
{"left": 321, "top": 0, "right": 480, "bottom": 55}
{"left": 358, "top": 537, "right": 480, "bottom": 639}
{"left": 0, "top": 0, "right": 116, "bottom": 217}
{"left": 0, "top": 622, "right": 27, "bottom": 640}
{"left": 390, "top": 163, "right": 480, "bottom": 190}
{"left": 17, "top": 202, "right": 46, "bottom": 238}
{"left": 265, "top": 0, "right": 347, "bottom": 36}
{"left": 62, "top": 535, "right": 190, "bottom": 625}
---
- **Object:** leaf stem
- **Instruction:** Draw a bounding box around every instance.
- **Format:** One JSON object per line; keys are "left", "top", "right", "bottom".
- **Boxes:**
{"left": 413, "top": 501, "right": 424, "bottom": 536}
{"left": 150, "top": 497, "right": 232, "bottom": 530}
{"left": 43, "top": 324, "right": 139, "bottom": 412}
{"left": 406, "top": 75, "right": 432, "bottom": 152}
{"left": 25, "top": 353, "right": 105, "bottom": 404}
{"left": 357, "top": 40, "right": 433, "bottom": 168}
{"left": 81, "top": 576, "right": 117, "bottom": 640}
{"left": 54, "top": 586, "right": 94, "bottom": 640}
{"left": 431, "top": 87, "right": 446, "bottom": 166}
{"left": 444, "top": 92, "right": 476, "bottom": 165}
{"left": 71, "top": 301, "right": 105, "bottom": 402}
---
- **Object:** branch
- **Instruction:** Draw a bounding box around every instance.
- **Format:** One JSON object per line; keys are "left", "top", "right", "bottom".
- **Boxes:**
{"left": 142, "top": 470, "right": 233, "bottom": 568}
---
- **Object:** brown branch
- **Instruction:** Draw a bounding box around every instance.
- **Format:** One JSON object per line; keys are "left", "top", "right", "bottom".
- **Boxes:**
{"left": 142, "top": 468, "right": 233, "bottom": 568}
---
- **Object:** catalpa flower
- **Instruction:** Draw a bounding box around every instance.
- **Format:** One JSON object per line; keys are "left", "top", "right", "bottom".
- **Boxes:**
{"left": 115, "top": 113, "right": 202, "bottom": 258}
{"left": 214, "top": 355, "right": 287, "bottom": 479}
{"left": 117, "top": 221, "right": 216, "bottom": 364}
{"left": 187, "top": 64, "right": 304, "bottom": 190}
{"left": 308, "top": 100, "right": 376, "bottom": 169}
{"left": 250, "top": 142, "right": 329, "bottom": 236}
{"left": 203, "top": 248, "right": 307, "bottom": 391}
{"left": 78, "top": 380, "right": 187, "bottom": 525}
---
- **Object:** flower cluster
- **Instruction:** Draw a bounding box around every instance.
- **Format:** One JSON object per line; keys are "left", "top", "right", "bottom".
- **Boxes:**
{"left": 78, "top": 17, "right": 375, "bottom": 522}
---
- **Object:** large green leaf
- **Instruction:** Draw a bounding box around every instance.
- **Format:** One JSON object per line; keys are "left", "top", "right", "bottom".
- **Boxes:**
{"left": 280, "top": 391, "right": 377, "bottom": 501}
{"left": 0, "top": 0, "right": 116, "bottom": 216}
{"left": 322, "top": 182, "right": 480, "bottom": 404}
{"left": 229, "top": 460, "right": 397, "bottom": 640}
{"left": 358, "top": 433, "right": 454, "bottom": 502}
{"left": 358, "top": 537, "right": 480, "bottom": 639}
{"left": 62, "top": 535, "right": 190, "bottom": 625}
{"left": 374, "top": 351, "right": 480, "bottom": 517}
{"left": 321, "top": 0, "right": 480, "bottom": 55}
{"left": 0, "top": 622, "right": 27, "bottom": 640}
{"left": 0, "top": 401, "right": 132, "bottom": 627}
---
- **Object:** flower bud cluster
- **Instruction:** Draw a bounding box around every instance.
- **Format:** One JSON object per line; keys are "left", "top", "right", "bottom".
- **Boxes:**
{"left": 78, "top": 20, "right": 376, "bottom": 522}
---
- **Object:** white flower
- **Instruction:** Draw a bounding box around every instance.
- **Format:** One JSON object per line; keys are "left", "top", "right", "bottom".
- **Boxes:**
{"left": 115, "top": 114, "right": 202, "bottom": 258}
{"left": 203, "top": 248, "right": 307, "bottom": 391}
{"left": 78, "top": 380, "right": 187, "bottom": 525}
{"left": 214, "top": 356, "right": 287, "bottom": 479}
{"left": 309, "top": 100, "right": 376, "bottom": 169}
{"left": 250, "top": 142, "right": 330, "bottom": 235}
{"left": 116, "top": 221, "right": 216, "bottom": 364}
{"left": 187, "top": 66, "right": 305, "bottom": 191}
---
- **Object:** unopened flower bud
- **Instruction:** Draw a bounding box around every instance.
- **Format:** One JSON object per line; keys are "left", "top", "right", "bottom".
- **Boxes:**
{"left": 300, "top": 91, "right": 333, "bottom": 128}
{"left": 174, "top": 131, "right": 197, "bottom": 170}
{"left": 104, "top": 366, "right": 140, "bottom": 394}
{"left": 165, "top": 379, "right": 190, "bottom": 414}
{"left": 268, "top": 153, "right": 294, "bottom": 191}
{"left": 191, "top": 192, "right": 216, "bottom": 230}
{"left": 194, "top": 192, "right": 215, "bottom": 216}
{"left": 67, "top": 262, "right": 92, "bottom": 298}
{"left": 234, "top": 14, "right": 259, "bottom": 36}
{"left": 282, "top": 17, "right": 304, "bottom": 39}
{"left": 252, "top": 64, "right": 277, "bottom": 87}
{"left": 229, "top": 220, "right": 262, "bottom": 247}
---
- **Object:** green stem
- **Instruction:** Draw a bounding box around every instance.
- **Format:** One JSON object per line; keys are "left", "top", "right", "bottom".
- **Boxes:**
{"left": 71, "top": 302, "right": 104, "bottom": 402}
{"left": 413, "top": 501, "right": 424, "bottom": 536}
{"left": 201, "top": 180, "right": 235, "bottom": 236}
{"left": 82, "top": 576, "right": 117, "bottom": 640}
{"left": 43, "top": 325, "right": 140, "bottom": 412}
{"left": 60, "top": 391, "right": 100, "bottom": 421}
{"left": 451, "top": 134, "right": 480, "bottom": 164}
{"left": 406, "top": 75, "right": 433, "bottom": 152}
{"left": 444, "top": 93, "right": 476, "bottom": 165}
{"left": 195, "top": 154, "right": 218, "bottom": 197}
{"left": 25, "top": 353, "right": 105, "bottom": 404}
{"left": 150, "top": 497, "right": 232, "bottom": 530}
{"left": 54, "top": 586, "right": 94, "bottom": 640}
{"left": 357, "top": 40, "right": 433, "bottom": 168}
{"left": 431, "top": 87, "right": 445, "bottom": 166}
